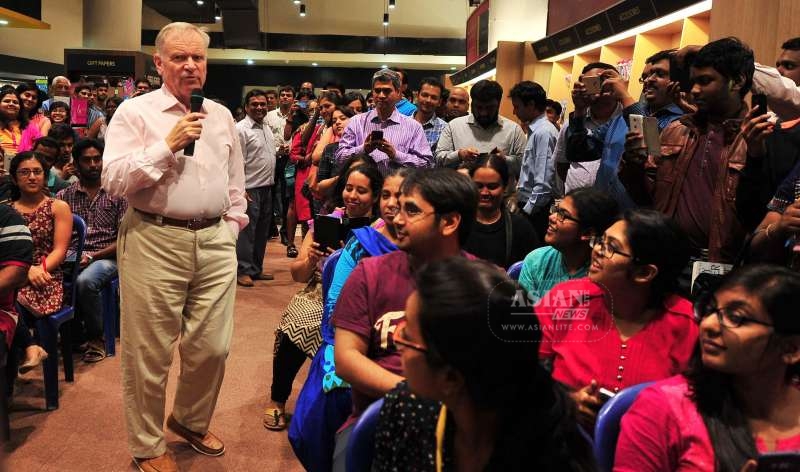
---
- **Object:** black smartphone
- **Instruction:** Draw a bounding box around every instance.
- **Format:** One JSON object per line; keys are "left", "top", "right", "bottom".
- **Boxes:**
{"left": 756, "top": 452, "right": 800, "bottom": 471}
{"left": 751, "top": 93, "right": 768, "bottom": 116}
{"left": 313, "top": 215, "right": 372, "bottom": 252}
{"left": 598, "top": 388, "right": 616, "bottom": 403}
{"left": 370, "top": 130, "right": 384, "bottom": 142}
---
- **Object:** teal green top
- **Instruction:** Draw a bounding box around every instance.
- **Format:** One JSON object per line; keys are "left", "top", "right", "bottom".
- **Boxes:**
{"left": 518, "top": 246, "right": 589, "bottom": 302}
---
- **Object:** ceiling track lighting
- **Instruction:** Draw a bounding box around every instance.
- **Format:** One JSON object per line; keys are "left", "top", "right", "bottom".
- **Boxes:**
{"left": 383, "top": 13, "right": 389, "bottom": 26}
{"left": 293, "top": 0, "right": 300, "bottom": 4}
{"left": 300, "top": 4, "right": 306, "bottom": 16}
{"left": 389, "top": 0, "right": 396, "bottom": 8}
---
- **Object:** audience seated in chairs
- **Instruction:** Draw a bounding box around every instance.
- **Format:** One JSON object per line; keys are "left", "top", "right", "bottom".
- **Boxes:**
{"left": 615, "top": 265, "right": 800, "bottom": 472}
{"left": 47, "top": 124, "right": 79, "bottom": 184}
{"left": 266, "top": 160, "right": 382, "bottom": 432}
{"left": 536, "top": 209, "right": 697, "bottom": 430}
{"left": 331, "top": 168, "right": 477, "bottom": 471}
{"left": 56, "top": 138, "right": 127, "bottom": 363}
{"left": 463, "top": 153, "right": 540, "bottom": 268}
{"left": 7, "top": 151, "right": 72, "bottom": 373}
{"left": 32, "top": 137, "right": 71, "bottom": 196}
{"left": 518, "top": 187, "right": 618, "bottom": 301}
{"left": 288, "top": 166, "right": 407, "bottom": 470}
{"left": 373, "top": 257, "right": 597, "bottom": 471}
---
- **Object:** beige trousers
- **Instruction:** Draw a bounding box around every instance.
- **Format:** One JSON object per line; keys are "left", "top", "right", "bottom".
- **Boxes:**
{"left": 118, "top": 209, "right": 237, "bottom": 458}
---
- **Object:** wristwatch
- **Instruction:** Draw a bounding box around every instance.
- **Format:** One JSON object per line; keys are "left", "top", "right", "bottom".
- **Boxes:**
{"left": 86, "top": 254, "right": 94, "bottom": 264}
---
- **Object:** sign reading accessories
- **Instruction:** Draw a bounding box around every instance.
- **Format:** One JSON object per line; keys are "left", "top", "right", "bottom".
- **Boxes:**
{"left": 532, "top": 0, "right": 703, "bottom": 59}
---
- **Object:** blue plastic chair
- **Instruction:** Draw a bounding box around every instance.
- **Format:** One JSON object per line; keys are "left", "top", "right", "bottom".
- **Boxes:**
{"left": 102, "top": 276, "right": 119, "bottom": 356}
{"left": 507, "top": 260, "right": 524, "bottom": 280}
{"left": 18, "top": 214, "right": 86, "bottom": 410}
{"left": 593, "top": 381, "right": 653, "bottom": 472}
{"left": 346, "top": 397, "right": 384, "bottom": 472}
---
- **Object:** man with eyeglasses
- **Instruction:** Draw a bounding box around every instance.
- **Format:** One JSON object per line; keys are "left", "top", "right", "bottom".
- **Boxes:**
{"left": 335, "top": 69, "right": 433, "bottom": 176}
{"left": 331, "top": 169, "right": 477, "bottom": 472}
{"left": 235, "top": 89, "right": 277, "bottom": 287}
{"left": 567, "top": 51, "right": 685, "bottom": 209}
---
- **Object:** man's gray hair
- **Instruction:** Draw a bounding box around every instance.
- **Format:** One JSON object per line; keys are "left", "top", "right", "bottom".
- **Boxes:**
{"left": 372, "top": 68, "right": 401, "bottom": 91}
{"left": 155, "top": 22, "right": 211, "bottom": 53}
{"left": 51, "top": 76, "right": 70, "bottom": 86}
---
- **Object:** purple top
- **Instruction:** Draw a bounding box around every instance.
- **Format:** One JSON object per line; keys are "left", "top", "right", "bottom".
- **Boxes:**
{"left": 335, "top": 108, "right": 433, "bottom": 175}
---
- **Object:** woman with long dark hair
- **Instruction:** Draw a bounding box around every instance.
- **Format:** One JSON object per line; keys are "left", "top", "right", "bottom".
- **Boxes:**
{"left": 312, "top": 105, "right": 357, "bottom": 203}
{"left": 615, "top": 264, "right": 800, "bottom": 472}
{"left": 464, "top": 154, "right": 540, "bottom": 268}
{"left": 265, "top": 161, "right": 383, "bottom": 431}
{"left": 537, "top": 209, "right": 698, "bottom": 428}
{"left": 374, "top": 257, "right": 597, "bottom": 471}
{"left": 0, "top": 88, "right": 42, "bottom": 156}
{"left": 15, "top": 82, "right": 50, "bottom": 136}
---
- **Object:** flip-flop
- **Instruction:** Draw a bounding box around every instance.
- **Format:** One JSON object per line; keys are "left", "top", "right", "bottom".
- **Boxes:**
{"left": 263, "top": 408, "right": 288, "bottom": 431}
{"left": 82, "top": 345, "right": 106, "bottom": 363}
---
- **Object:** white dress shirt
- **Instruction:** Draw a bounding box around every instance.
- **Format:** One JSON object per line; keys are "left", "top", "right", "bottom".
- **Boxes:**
{"left": 101, "top": 86, "right": 248, "bottom": 235}
{"left": 236, "top": 115, "right": 276, "bottom": 189}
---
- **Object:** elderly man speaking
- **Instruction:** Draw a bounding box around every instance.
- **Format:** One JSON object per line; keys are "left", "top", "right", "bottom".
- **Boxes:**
{"left": 102, "top": 22, "right": 248, "bottom": 472}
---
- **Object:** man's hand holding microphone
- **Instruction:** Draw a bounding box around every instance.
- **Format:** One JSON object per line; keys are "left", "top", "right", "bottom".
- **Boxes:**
{"left": 166, "top": 89, "right": 205, "bottom": 155}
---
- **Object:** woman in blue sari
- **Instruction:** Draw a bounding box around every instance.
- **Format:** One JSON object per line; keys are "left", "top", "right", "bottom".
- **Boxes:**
{"left": 289, "top": 168, "right": 411, "bottom": 471}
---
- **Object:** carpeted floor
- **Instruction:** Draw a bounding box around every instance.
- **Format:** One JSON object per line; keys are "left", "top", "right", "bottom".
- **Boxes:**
{"left": 5, "top": 240, "right": 309, "bottom": 471}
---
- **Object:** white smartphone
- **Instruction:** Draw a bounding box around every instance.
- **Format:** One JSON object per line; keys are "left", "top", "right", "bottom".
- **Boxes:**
{"left": 642, "top": 116, "right": 661, "bottom": 157}
{"left": 629, "top": 114, "right": 644, "bottom": 135}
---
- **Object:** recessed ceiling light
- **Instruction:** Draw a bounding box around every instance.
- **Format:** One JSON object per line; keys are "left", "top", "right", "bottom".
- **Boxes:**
{"left": 381, "top": 64, "right": 388, "bottom": 69}
{"left": 299, "top": 4, "right": 306, "bottom": 16}
{"left": 383, "top": 13, "right": 389, "bottom": 26}
{"left": 246, "top": 59, "right": 255, "bottom": 65}
{"left": 389, "top": 0, "right": 396, "bottom": 8}
{"left": 312, "top": 62, "right": 318, "bottom": 67}
{"left": 450, "top": 66, "right": 457, "bottom": 70}
{"left": 196, "top": 0, "right": 204, "bottom": 5}
{"left": 293, "top": 0, "right": 301, "bottom": 4}
{"left": 0, "top": 20, "right": 8, "bottom": 26}
{"left": 215, "top": 15, "right": 222, "bottom": 21}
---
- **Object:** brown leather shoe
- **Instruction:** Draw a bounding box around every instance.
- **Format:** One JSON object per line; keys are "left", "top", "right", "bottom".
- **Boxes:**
{"left": 166, "top": 415, "right": 225, "bottom": 457}
{"left": 133, "top": 453, "right": 178, "bottom": 472}
{"left": 254, "top": 272, "right": 274, "bottom": 281}
{"left": 236, "top": 274, "right": 254, "bottom": 287}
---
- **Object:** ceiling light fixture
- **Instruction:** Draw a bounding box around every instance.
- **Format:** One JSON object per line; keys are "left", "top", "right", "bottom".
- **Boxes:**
{"left": 312, "top": 62, "right": 318, "bottom": 66}
{"left": 196, "top": 0, "right": 204, "bottom": 5}
{"left": 0, "top": 20, "right": 8, "bottom": 26}
{"left": 383, "top": 13, "right": 389, "bottom": 26}
{"left": 381, "top": 64, "right": 388, "bottom": 68}
{"left": 246, "top": 59, "right": 255, "bottom": 65}
{"left": 293, "top": 0, "right": 300, "bottom": 4}
{"left": 299, "top": 4, "right": 306, "bottom": 16}
{"left": 389, "top": 0, "right": 396, "bottom": 8}
{"left": 450, "top": 66, "right": 457, "bottom": 70}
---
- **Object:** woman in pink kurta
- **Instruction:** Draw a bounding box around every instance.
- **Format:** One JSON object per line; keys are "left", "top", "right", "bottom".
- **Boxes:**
{"left": 615, "top": 265, "right": 800, "bottom": 472}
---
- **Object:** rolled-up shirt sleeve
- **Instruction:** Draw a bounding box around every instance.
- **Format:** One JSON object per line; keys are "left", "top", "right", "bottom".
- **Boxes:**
{"left": 102, "top": 102, "right": 178, "bottom": 198}
{"left": 753, "top": 63, "right": 800, "bottom": 121}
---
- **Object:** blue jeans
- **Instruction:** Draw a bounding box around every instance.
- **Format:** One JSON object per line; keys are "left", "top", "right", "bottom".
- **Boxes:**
{"left": 75, "top": 259, "right": 118, "bottom": 341}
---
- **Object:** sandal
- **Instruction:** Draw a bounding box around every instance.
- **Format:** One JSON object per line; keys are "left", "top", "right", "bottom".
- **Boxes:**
{"left": 19, "top": 345, "right": 48, "bottom": 374}
{"left": 287, "top": 245, "right": 299, "bottom": 258}
{"left": 263, "top": 408, "right": 289, "bottom": 431}
{"left": 82, "top": 342, "right": 106, "bottom": 363}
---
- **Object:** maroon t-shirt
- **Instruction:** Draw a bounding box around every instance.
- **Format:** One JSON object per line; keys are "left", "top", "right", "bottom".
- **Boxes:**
{"left": 333, "top": 250, "right": 416, "bottom": 421}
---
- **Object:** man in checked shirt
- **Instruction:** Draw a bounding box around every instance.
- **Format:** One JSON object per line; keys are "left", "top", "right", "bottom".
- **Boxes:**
{"left": 57, "top": 138, "right": 127, "bottom": 363}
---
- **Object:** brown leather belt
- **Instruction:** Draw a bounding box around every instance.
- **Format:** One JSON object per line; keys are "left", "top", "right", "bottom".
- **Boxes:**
{"left": 135, "top": 209, "right": 221, "bottom": 231}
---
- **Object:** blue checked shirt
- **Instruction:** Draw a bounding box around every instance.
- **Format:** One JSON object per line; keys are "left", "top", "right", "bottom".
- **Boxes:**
{"left": 419, "top": 113, "right": 447, "bottom": 153}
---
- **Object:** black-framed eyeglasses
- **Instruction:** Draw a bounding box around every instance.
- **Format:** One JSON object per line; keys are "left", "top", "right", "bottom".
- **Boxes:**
{"left": 394, "top": 323, "right": 427, "bottom": 353}
{"left": 549, "top": 204, "right": 579, "bottom": 224}
{"left": 693, "top": 295, "right": 774, "bottom": 329}
{"left": 589, "top": 235, "right": 635, "bottom": 260}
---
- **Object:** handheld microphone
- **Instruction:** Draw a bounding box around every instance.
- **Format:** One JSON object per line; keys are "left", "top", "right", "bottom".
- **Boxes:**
{"left": 184, "top": 88, "right": 204, "bottom": 156}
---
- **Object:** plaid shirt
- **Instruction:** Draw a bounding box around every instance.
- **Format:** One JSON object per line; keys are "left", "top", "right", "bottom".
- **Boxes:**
{"left": 56, "top": 183, "right": 128, "bottom": 257}
{"left": 420, "top": 114, "right": 447, "bottom": 153}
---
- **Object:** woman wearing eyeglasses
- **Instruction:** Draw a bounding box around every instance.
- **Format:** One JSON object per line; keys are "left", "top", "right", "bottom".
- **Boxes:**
{"left": 536, "top": 209, "right": 697, "bottom": 429}
{"left": 463, "top": 154, "right": 540, "bottom": 268}
{"left": 518, "top": 187, "right": 618, "bottom": 300}
{"left": 614, "top": 264, "right": 800, "bottom": 472}
{"left": 374, "top": 257, "right": 597, "bottom": 472}
{"left": 8, "top": 151, "right": 72, "bottom": 374}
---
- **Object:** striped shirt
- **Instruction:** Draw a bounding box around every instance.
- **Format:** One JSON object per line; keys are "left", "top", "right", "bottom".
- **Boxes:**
{"left": 335, "top": 108, "right": 433, "bottom": 175}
